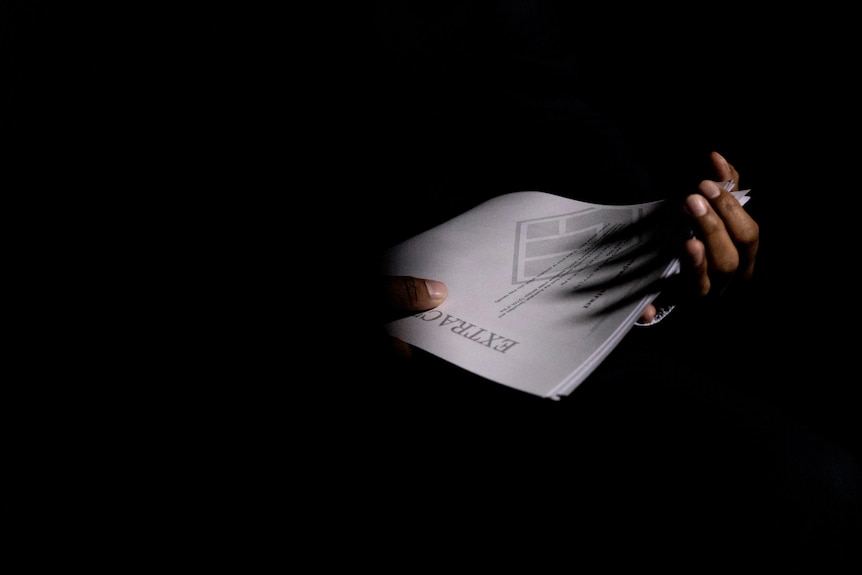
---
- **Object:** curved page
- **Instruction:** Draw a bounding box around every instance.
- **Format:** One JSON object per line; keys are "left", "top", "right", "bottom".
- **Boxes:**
{"left": 383, "top": 191, "right": 681, "bottom": 400}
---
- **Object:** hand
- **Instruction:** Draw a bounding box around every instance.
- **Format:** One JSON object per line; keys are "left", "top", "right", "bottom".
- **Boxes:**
{"left": 380, "top": 275, "right": 448, "bottom": 359}
{"left": 639, "top": 151, "right": 759, "bottom": 322}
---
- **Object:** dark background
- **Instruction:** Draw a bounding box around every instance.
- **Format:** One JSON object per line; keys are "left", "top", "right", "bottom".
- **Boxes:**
{"left": 4, "top": 2, "right": 858, "bottom": 459}
{"left": 351, "top": 4, "right": 862, "bottom": 459}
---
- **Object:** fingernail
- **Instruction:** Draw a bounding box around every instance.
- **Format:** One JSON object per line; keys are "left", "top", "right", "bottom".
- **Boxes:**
{"left": 424, "top": 279, "right": 448, "bottom": 300}
{"left": 686, "top": 194, "right": 708, "bottom": 216}
{"left": 702, "top": 180, "right": 721, "bottom": 199}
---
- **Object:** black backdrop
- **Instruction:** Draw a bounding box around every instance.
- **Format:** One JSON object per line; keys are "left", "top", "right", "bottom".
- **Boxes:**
{"left": 4, "top": 2, "right": 858, "bottom": 459}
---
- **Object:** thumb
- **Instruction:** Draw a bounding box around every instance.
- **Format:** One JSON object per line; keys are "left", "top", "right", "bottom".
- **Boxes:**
{"left": 710, "top": 151, "right": 739, "bottom": 187}
{"left": 381, "top": 275, "right": 448, "bottom": 314}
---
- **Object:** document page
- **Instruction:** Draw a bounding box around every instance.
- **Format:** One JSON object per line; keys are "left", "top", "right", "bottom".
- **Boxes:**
{"left": 383, "top": 191, "right": 682, "bottom": 400}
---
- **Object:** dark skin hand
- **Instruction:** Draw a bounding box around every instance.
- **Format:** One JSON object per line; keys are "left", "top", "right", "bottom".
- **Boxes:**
{"left": 382, "top": 151, "right": 759, "bottom": 357}
{"left": 641, "top": 150, "right": 759, "bottom": 321}
{"left": 379, "top": 275, "right": 448, "bottom": 358}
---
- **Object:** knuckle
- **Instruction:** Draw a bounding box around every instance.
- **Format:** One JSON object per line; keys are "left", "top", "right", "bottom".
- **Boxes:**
{"left": 712, "top": 251, "right": 740, "bottom": 277}
{"left": 736, "top": 220, "right": 760, "bottom": 248}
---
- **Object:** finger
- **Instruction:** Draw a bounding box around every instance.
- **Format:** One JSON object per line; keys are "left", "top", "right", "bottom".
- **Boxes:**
{"left": 381, "top": 275, "right": 448, "bottom": 314}
{"left": 388, "top": 335, "right": 415, "bottom": 360}
{"left": 710, "top": 151, "right": 739, "bottom": 189}
{"left": 682, "top": 237, "right": 710, "bottom": 297}
{"left": 638, "top": 304, "right": 657, "bottom": 324}
{"left": 700, "top": 180, "right": 760, "bottom": 281}
{"left": 685, "top": 191, "right": 738, "bottom": 294}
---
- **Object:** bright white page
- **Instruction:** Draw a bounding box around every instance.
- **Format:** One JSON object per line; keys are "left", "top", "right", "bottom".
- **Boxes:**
{"left": 384, "top": 191, "right": 692, "bottom": 400}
